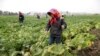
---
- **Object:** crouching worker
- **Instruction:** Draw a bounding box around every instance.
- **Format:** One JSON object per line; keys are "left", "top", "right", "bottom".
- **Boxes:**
{"left": 46, "top": 9, "right": 67, "bottom": 45}
{"left": 19, "top": 12, "right": 24, "bottom": 24}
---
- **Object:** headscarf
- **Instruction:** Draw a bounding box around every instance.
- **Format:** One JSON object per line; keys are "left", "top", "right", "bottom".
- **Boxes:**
{"left": 47, "top": 9, "right": 60, "bottom": 25}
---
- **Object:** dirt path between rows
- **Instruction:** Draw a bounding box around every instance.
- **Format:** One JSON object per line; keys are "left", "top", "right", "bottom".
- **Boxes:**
{"left": 78, "top": 29, "right": 100, "bottom": 56}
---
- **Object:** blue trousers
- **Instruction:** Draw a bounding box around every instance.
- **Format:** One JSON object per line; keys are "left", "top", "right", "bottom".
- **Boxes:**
{"left": 49, "top": 34, "right": 61, "bottom": 45}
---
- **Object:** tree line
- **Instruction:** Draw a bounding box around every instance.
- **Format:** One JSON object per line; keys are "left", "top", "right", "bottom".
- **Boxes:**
{"left": 0, "top": 10, "right": 18, "bottom": 15}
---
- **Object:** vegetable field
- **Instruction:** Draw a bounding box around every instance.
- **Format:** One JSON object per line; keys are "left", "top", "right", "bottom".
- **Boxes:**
{"left": 0, "top": 15, "right": 100, "bottom": 56}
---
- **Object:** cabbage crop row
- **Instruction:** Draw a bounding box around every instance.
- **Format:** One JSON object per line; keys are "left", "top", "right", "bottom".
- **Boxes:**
{"left": 0, "top": 15, "right": 100, "bottom": 56}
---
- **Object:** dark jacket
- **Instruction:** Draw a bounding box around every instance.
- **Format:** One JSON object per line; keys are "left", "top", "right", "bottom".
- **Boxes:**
{"left": 19, "top": 15, "right": 24, "bottom": 21}
{"left": 46, "top": 18, "right": 67, "bottom": 36}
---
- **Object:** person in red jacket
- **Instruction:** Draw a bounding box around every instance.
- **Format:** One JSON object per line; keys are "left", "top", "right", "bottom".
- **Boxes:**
{"left": 19, "top": 12, "right": 24, "bottom": 23}
{"left": 46, "top": 9, "right": 67, "bottom": 45}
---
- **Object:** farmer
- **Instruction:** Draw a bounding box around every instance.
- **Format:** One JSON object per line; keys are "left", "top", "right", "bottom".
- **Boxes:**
{"left": 37, "top": 14, "right": 40, "bottom": 19}
{"left": 19, "top": 12, "right": 24, "bottom": 23}
{"left": 46, "top": 9, "right": 67, "bottom": 45}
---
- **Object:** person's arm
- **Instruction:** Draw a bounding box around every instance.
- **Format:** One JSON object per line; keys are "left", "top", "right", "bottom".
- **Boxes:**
{"left": 61, "top": 18, "right": 67, "bottom": 29}
{"left": 46, "top": 20, "right": 51, "bottom": 31}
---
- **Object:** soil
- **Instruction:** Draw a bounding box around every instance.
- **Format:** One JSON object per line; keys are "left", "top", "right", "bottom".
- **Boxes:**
{"left": 77, "top": 29, "right": 100, "bottom": 56}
